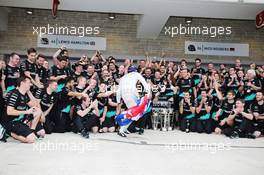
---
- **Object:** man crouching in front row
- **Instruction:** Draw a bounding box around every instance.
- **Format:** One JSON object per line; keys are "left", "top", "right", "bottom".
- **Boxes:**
{"left": 3, "top": 76, "right": 43, "bottom": 143}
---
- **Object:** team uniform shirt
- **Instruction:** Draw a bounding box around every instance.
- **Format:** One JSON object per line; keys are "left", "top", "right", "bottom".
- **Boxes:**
{"left": 219, "top": 99, "right": 235, "bottom": 120}
{"left": 51, "top": 65, "right": 72, "bottom": 85}
{"left": 211, "top": 91, "right": 222, "bottom": 118}
{"left": 3, "top": 89, "right": 30, "bottom": 123}
{"left": 74, "top": 102, "right": 100, "bottom": 130}
{"left": 106, "top": 95, "right": 117, "bottom": 118}
{"left": 111, "top": 70, "right": 119, "bottom": 82}
{"left": 181, "top": 99, "right": 195, "bottom": 119}
{"left": 195, "top": 98, "right": 212, "bottom": 120}
{"left": 4, "top": 64, "right": 21, "bottom": 91}
{"left": 72, "top": 72, "right": 87, "bottom": 82}
{"left": 99, "top": 76, "right": 109, "bottom": 85}
{"left": 223, "top": 76, "right": 240, "bottom": 93}
{"left": 235, "top": 66, "right": 244, "bottom": 72}
{"left": 97, "top": 95, "right": 108, "bottom": 116}
{"left": 72, "top": 86, "right": 85, "bottom": 106}
{"left": 242, "top": 78, "right": 261, "bottom": 102}
{"left": 107, "top": 95, "right": 117, "bottom": 112}
{"left": 164, "top": 82, "right": 174, "bottom": 100}
{"left": 191, "top": 67, "right": 205, "bottom": 85}
{"left": 57, "top": 87, "right": 73, "bottom": 113}
{"left": 87, "top": 88, "right": 98, "bottom": 101}
{"left": 231, "top": 109, "right": 251, "bottom": 127}
{"left": 20, "top": 59, "right": 38, "bottom": 79}
{"left": 220, "top": 68, "right": 228, "bottom": 77}
{"left": 51, "top": 65, "right": 72, "bottom": 92}
{"left": 196, "top": 80, "right": 209, "bottom": 98}
{"left": 35, "top": 88, "right": 56, "bottom": 112}
{"left": 143, "top": 74, "right": 154, "bottom": 83}
{"left": 75, "top": 104, "right": 94, "bottom": 118}
{"left": 250, "top": 101, "right": 264, "bottom": 128}
{"left": 152, "top": 78, "right": 166, "bottom": 99}
{"left": 108, "top": 78, "right": 116, "bottom": 90}
{"left": 94, "top": 63, "right": 102, "bottom": 74}
{"left": 176, "top": 78, "right": 195, "bottom": 96}
{"left": 206, "top": 70, "right": 214, "bottom": 76}
{"left": 84, "top": 71, "right": 95, "bottom": 81}
{"left": 37, "top": 66, "right": 50, "bottom": 85}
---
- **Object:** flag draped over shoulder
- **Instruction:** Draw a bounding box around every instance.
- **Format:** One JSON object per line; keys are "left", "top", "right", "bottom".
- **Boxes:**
{"left": 115, "top": 95, "right": 151, "bottom": 126}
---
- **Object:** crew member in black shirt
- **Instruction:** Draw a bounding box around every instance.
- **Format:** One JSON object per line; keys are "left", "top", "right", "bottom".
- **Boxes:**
{"left": 175, "top": 68, "right": 197, "bottom": 99}
{"left": 20, "top": 48, "right": 43, "bottom": 91}
{"left": 36, "top": 54, "right": 50, "bottom": 85}
{"left": 222, "top": 99, "right": 254, "bottom": 138}
{"left": 251, "top": 91, "right": 264, "bottom": 138}
{"left": 196, "top": 90, "right": 213, "bottom": 134}
{"left": 35, "top": 80, "right": 57, "bottom": 134}
{"left": 223, "top": 67, "right": 240, "bottom": 95}
{"left": 191, "top": 58, "right": 206, "bottom": 86}
{"left": 53, "top": 77, "right": 88, "bottom": 133}
{"left": 50, "top": 56, "right": 72, "bottom": 93}
{"left": 3, "top": 76, "right": 42, "bottom": 143}
{"left": 240, "top": 69, "right": 261, "bottom": 109}
{"left": 4, "top": 53, "right": 21, "bottom": 93}
{"left": 179, "top": 91, "right": 196, "bottom": 132}
{"left": 75, "top": 96, "right": 100, "bottom": 138}
{"left": 214, "top": 90, "right": 236, "bottom": 134}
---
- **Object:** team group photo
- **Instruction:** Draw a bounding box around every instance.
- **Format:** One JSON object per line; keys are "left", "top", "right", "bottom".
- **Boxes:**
{"left": 0, "top": 1, "right": 263, "bottom": 175}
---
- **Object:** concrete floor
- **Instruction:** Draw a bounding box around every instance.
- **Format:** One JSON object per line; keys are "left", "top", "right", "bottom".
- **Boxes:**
{"left": 0, "top": 130, "right": 264, "bottom": 175}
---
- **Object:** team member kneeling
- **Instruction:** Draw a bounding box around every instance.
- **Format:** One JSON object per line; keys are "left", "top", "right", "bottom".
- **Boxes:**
{"left": 74, "top": 96, "right": 100, "bottom": 138}
{"left": 3, "top": 76, "right": 43, "bottom": 143}
{"left": 222, "top": 99, "right": 254, "bottom": 139}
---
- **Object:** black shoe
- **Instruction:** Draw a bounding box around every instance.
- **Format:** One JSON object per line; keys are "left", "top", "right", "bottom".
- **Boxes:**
{"left": 138, "top": 128, "right": 144, "bottom": 135}
{"left": 0, "top": 136, "right": 7, "bottom": 142}
{"left": 118, "top": 132, "right": 127, "bottom": 137}
{"left": 246, "top": 133, "right": 256, "bottom": 139}
{"left": 80, "top": 129, "right": 89, "bottom": 139}
{"left": 230, "top": 131, "right": 239, "bottom": 139}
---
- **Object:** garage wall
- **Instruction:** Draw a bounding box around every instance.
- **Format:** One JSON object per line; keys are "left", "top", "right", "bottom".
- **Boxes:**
{"left": 0, "top": 8, "right": 263, "bottom": 64}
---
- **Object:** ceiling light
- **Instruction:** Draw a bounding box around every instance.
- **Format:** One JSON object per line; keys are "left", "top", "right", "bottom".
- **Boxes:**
{"left": 109, "top": 13, "right": 116, "bottom": 20}
{"left": 185, "top": 18, "right": 192, "bottom": 24}
{"left": 26, "top": 9, "right": 33, "bottom": 15}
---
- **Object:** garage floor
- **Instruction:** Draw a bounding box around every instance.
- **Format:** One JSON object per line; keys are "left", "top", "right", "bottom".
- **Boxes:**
{"left": 1, "top": 130, "right": 264, "bottom": 175}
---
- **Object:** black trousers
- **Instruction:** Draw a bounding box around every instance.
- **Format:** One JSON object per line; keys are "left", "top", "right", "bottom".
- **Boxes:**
{"left": 223, "top": 119, "right": 254, "bottom": 137}
{"left": 53, "top": 112, "right": 72, "bottom": 133}
{"left": 196, "top": 119, "right": 212, "bottom": 134}
{"left": 128, "top": 112, "right": 150, "bottom": 133}
{"left": 144, "top": 112, "right": 153, "bottom": 129}
{"left": 43, "top": 113, "right": 55, "bottom": 134}
{"left": 254, "top": 120, "right": 264, "bottom": 133}
{"left": 74, "top": 114, "right": 99, "bottom": 132}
